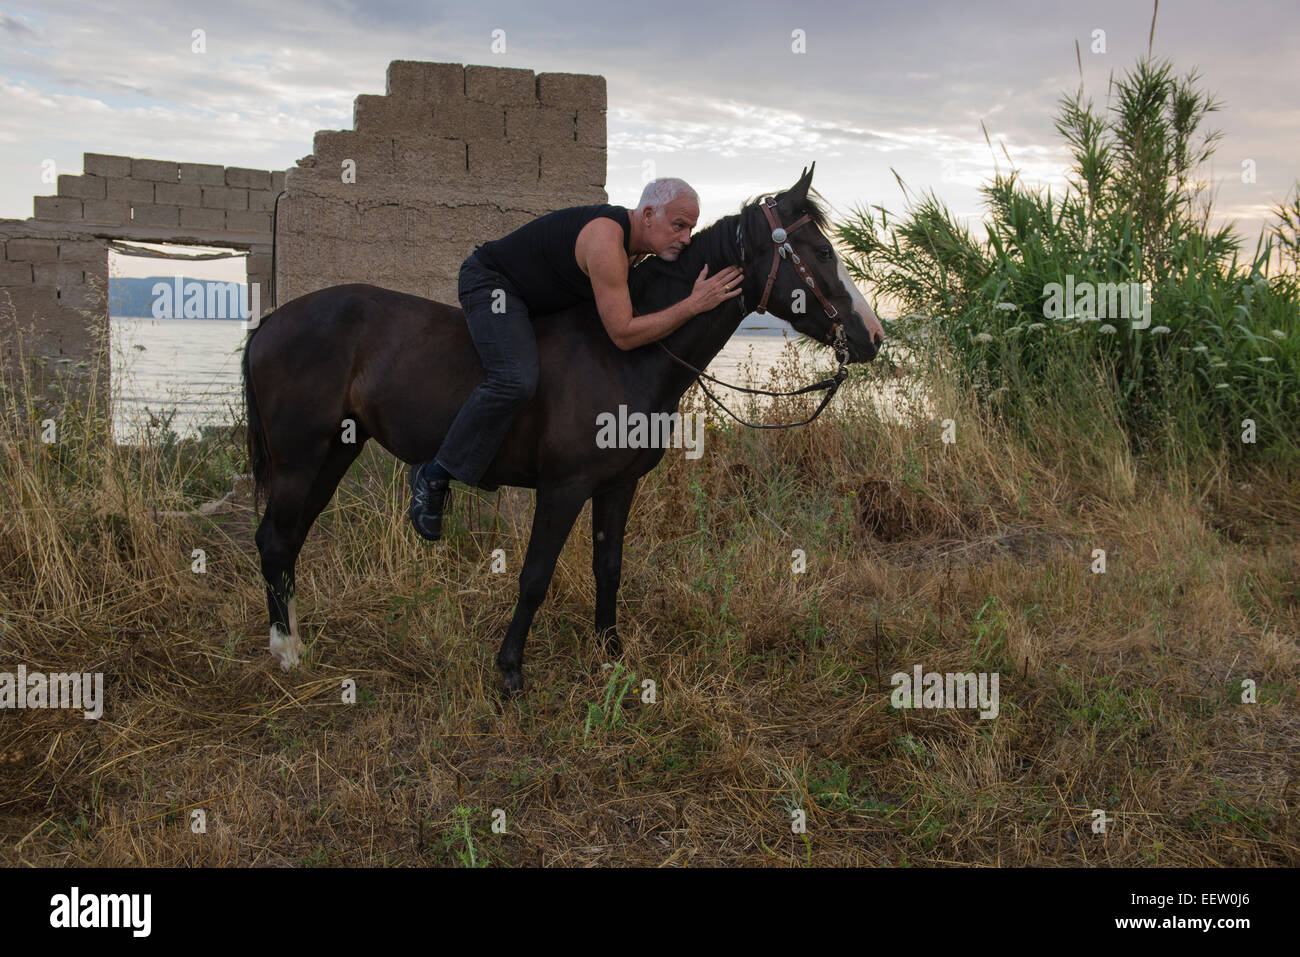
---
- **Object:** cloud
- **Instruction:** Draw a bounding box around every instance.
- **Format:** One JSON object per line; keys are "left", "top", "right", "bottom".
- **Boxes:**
{"left": 0, "top": 0, "right": 1295, "bottom": 248}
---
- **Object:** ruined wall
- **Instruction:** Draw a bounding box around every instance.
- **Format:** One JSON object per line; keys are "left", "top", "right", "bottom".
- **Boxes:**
{"left": 277, "top": 61, "right": 608, "bottom": 306}
{"left": 1, "top": 60, "right": 609, "bottom": 419}
{"left": 0, "top": 154, "right": 282, "bottom": 413}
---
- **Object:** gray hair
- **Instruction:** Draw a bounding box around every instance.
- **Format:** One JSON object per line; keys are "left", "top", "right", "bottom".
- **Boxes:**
{"left": 635, "top": 177, "right": 699, "bottom": 215}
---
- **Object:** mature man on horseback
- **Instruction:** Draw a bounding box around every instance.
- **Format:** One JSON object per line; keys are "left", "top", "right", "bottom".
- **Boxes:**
{"left": 409, "top": 177, "right": 743, "bottom": 540}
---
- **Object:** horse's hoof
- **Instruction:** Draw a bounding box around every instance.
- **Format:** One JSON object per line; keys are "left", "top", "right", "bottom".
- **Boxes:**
{"left": 602, "top": 632, "right": 623, "bottom": 656}
{"left": 269, "top": 625, "right": 302, "bottom": 671}
{"left": 501, "top": 670, "right": 524, "bottom": 698}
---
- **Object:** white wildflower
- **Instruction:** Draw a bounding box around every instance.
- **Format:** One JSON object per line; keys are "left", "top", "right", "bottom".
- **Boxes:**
{"left": 1099, "top": 324, "right": 1117, "bottom": 334}
{"left": 1151, "top": 325, "right": 1171, "bottom": 335}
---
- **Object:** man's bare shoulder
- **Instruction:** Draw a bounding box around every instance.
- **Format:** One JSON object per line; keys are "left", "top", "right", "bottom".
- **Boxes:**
{"left": 576, "top": 217, "right": 629, "bottom": 276}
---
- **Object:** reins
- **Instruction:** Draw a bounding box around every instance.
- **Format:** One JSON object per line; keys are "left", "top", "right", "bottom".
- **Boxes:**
{"left": 656, "top": 200, "right": 850, "bottom": 430}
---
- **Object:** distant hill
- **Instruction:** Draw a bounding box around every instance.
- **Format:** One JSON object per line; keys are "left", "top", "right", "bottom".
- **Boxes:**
{"left": 110, "top": 276, "right": 253, "bottom": 319}
{"left": 736, "top": 313, "right": 795, "bottom": 335}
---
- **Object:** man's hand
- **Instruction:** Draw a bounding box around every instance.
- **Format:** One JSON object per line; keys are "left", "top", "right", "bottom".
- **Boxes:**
{"left": 689, "top": 264, "right": 744, "bottom": 314}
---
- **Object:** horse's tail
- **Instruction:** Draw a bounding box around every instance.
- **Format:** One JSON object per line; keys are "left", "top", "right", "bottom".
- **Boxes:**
{"left": 242, "top": 324, "right": 271, "bottom": 506}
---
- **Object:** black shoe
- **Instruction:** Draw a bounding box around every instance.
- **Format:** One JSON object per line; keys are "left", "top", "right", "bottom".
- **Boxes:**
{"left": 409, "top": 462, "right": 451, "bottom": 541}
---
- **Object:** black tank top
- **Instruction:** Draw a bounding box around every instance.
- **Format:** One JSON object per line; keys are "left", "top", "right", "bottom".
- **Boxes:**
{"left": 474, "top": 204, "right": 632, "bottom": 315}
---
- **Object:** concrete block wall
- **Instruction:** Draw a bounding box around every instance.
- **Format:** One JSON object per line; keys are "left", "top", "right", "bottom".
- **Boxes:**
{"left": 36, "top": 155, "right": 285, "bottom": 237}
{"left": 2, "top": 60, "right": 609, "bottom": 420}
{"left": 277, "top": 60, "right": 608, "bottom": 305}
{"left": 0, "top": 222, "right": 111, "bottom": 414}
{"left": 28, "top": 153, "right": 280, "bottom": 319}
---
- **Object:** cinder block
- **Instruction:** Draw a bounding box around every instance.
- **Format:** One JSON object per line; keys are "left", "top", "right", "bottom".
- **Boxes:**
{"left": 0, "top": 262, "right": 33, "bottom": 285}
{"left": 540, "top": 144, "right": 607, "bottom": 189}
{"left": 505, "top": 105, "right": 578, "bottom": 147}
{"left": 467, "top": 137, "right": 540, "bottom": 188}
{"left": 334, "top": 140, "right": 398, "bottom": 184}
{"left": 131, "top": 204, "right": 180, "bottom": 227}
{"left": 132, "top": 158, "right": 181, "bottom": 181}
{"left": 282, "top": 200, "right": 362, "bottom": 240}
{"left": 432, "top": 98, "right": 504, "bottom": 141}
{"left": 246, "top": 252, "right": 272, "bottom": 275}
{"left": 271, "top": 171, "right": 287, "bottom": 192}
{"left": 386, "top": 61, "right": 465, "bottom": 101}
{"left": 226, "top": 167, "right": 272, "bottom": 190}
{"left": 226, "top": 210, "right": 272, "bottom": 233}
{"left": 34, "top": 263, "right": 86, "bottom": 287}
{"left": 201, "top": 186, "right": 249, "bottom": 210}
{"left": 180, "top": 206, "right": 226, "bottom": 230}
{"left": 576, "top": 109, "right": 605, "bottom": 148}
{"left": 179, "top": 162, "right": 226, "bottom": 185}
{"left": 354, "top": 94, "right": 434, "bottom": 135}
{"left": 34, "top": 196, "right": 83, "bottom": 221}
{"left": 465, "top": 65, "right": 536, "bottom": 105}
{"left": 155, "top": 182, "right": 203, "bottom": 207}
{"left": 82, "top": 199, "right": 131, "bottom": 224}
{"left": 6, "top": 239, "right": 58, "bottom": 262}
{"left": 106, "top": 177, "right": 155, "bottom": 203}
{"left": 58, "top": 175, "right": 107, "bottom": 200}
{"left": 58, "top": 240, "right": 105, "bottom": 262}
{"left": 537, "top": 72, "right": 606, "bottom": 111}
{"left": 248, "top": 190, "right": 277, "bottom": 211}
{"left": 83, "top": 153, "right": 133, "bottom": 178}
{"left": 59, "top": 284, "right": 98, "bottom": 309}
{"left": 356, "top": 204, "right": 413, "bottom": 239}
{"left": 312, "top": 130, "right": 361, "bottom": 166}
{"left": 392, "top": 135, "right": 467, "bottom": 183}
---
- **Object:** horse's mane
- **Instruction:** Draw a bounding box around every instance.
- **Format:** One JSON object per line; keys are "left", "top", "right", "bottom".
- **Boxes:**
{"left": 627, "top": 188, "right": 832, "bottom": 314}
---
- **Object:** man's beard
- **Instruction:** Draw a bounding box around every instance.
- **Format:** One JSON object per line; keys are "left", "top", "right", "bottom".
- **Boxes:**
{"left": 659, "top": 246, "right": 683, "bottom": 261}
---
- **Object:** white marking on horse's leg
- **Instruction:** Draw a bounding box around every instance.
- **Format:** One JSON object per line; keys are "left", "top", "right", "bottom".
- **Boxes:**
{"left": 268, "top": 596, "right": 303, "bottom": 671}
{"left": 269, "top": 624, "right": 288, "bottom": 666}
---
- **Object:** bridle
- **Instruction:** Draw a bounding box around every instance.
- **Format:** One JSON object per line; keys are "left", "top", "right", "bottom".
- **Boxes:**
{"left": 656, "top": 198, "right": 851, "bottom": 430}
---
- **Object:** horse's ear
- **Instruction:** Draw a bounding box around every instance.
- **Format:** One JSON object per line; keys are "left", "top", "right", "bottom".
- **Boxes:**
{"left": 781, "top": 163, "right": 816, "bottom": 210}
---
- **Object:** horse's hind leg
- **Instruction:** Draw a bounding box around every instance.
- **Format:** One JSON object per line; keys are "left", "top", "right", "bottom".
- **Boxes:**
{"left": 591, "top": 480, "right": 638, "bottom": 656}
{"left": 497, "top": 482, "right": 589, "bottom": 696}
{"left": 256, "top": 439, "right": 363, "bottom": 670}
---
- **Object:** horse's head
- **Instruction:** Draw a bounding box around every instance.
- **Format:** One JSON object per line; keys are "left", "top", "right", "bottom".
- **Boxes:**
{"left": 742, "top": 163, "right": 883, "bottom": 363}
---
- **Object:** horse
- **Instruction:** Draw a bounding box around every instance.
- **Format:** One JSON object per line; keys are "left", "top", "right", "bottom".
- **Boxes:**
{"left": 241, "top": 164, "right": 882, "bottom": 695}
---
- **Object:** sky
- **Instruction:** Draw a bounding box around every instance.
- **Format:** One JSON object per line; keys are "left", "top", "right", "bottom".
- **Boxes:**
{"left": 3, "top": 0, "right": 1298, "bottom": 285}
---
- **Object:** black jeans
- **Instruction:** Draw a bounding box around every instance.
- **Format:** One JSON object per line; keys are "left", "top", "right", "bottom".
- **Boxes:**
{"left": 434, "top": 253, "right": 538, "bottom": 486}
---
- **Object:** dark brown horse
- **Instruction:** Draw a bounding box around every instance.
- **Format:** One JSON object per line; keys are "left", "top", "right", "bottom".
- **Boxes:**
{"left": 242, "top": 165, "right": 881, "bottom": 694}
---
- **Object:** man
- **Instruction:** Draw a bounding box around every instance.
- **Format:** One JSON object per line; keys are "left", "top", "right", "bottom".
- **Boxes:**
{"left": 409, "top": 178, "right": 743, "bottom": 540}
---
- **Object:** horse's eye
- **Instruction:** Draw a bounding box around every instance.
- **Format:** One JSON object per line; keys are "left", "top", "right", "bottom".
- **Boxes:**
{"left": 817, "top": 246, "right": 833, "bottom": 262}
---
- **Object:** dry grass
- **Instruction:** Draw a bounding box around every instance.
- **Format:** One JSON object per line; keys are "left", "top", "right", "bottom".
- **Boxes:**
{"left": 1, "top": 333, "right": 1297, "bottom": 867}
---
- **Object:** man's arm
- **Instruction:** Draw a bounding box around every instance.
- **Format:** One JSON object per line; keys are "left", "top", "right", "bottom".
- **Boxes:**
{"left": 578, "top": 219, "right": 743, "bottom": 351}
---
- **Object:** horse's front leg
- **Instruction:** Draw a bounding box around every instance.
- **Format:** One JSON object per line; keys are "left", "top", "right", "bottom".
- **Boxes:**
{"left": 497, "top": 481, "right": 590, "bottom": 696}
{"left": 591, "top": 480, "right": 638, "bottom": 657}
